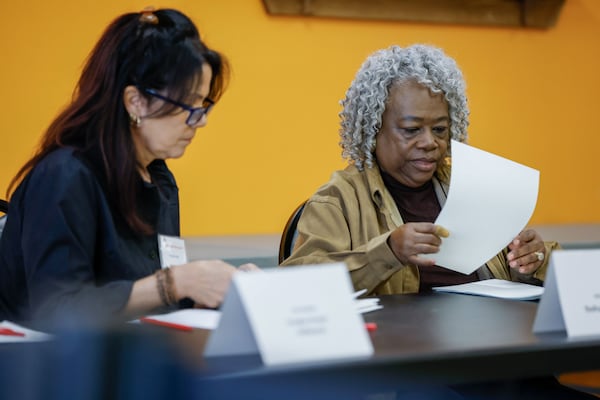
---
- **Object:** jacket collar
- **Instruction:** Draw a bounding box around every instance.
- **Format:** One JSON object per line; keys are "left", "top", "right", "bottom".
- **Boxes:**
{"left": 363, "top": 165, "right": 449, "bottom": 227}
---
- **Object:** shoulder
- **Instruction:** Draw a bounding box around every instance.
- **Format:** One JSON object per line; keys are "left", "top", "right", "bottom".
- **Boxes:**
{"left": 308, "top": 165, "right": 371, "bottom": 208}
{"left": 30, "top": 147, "right": 94, "bottom": 181}
{"left": 314, "top": 165, "right": 377, "bottom": 197}
{"left": 18, "top": 147, "right": 101, "bottom": 205}
{"left": 317, "top": 165, "right": 364, "bottom": 191}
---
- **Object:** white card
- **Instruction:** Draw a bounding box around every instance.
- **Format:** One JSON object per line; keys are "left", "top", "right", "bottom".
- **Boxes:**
{"left": 434, "top": 140, "right": 539, "bottom": 274}
{"left": 533, "top": 249, "right": 600, "bottom": 337}
{"left": 158, "top": 234, "right": 188, "bottom": 268}
{"left": 204, "top": 263, "right": 373, "bottom": 365}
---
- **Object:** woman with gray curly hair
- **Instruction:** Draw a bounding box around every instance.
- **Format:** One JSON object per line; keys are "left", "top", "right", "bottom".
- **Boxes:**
{"left": 281, "top": 44, "right": 557, "bottom": 296}
{"left": 340, "top": 44, "right": 468, "bottom": 176}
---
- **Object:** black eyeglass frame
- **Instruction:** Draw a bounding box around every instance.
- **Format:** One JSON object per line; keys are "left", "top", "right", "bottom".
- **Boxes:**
{"left": 139, "top": 87, "right": 214, "bottom": 126}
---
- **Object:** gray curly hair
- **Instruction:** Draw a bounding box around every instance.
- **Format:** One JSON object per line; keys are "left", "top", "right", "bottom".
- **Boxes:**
{"left": 339, "top": 44, "right": 469, "bottom": 176}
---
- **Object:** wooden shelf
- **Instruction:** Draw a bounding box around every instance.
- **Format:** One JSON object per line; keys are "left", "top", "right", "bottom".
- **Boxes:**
{"left": 261, "top": 0, "right": 565, "bottom": 29}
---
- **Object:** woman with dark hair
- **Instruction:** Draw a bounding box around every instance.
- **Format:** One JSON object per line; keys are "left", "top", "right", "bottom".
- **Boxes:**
{"left": 0, "top": 7, "right": 257, "bottom": 326}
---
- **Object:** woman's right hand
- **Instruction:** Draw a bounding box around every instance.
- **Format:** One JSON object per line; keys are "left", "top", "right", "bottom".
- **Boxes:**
{"left": 171, "top": 260, "right": 238, "bottom": 308}
{"left": 387, "top": 223, "right": 449, "bottom": 267}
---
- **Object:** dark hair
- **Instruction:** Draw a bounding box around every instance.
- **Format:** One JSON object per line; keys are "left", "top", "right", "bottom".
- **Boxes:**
{"left": 8, "top": 8, "right": 229, "bottom": 234}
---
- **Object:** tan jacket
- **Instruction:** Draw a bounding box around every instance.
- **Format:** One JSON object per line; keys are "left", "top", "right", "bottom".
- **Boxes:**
{"left": 281, "top": 165, "right": 558, "bottom": 295}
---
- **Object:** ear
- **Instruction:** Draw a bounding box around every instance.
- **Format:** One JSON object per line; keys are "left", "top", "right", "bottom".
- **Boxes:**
{"left": 123, "top": 85, "right": 146, "bottom": 117}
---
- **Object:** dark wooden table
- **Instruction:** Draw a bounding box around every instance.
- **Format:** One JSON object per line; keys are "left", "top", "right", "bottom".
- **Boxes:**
{"left": 3, "top": 292, "right": 600, "bottom": 399}
{"left": 168, "top": 292, "right": 600, "bottom": 398}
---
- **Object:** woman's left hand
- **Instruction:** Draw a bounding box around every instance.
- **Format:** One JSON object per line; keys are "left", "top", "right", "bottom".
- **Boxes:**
{"left": 507, "top": 229, "right": 545, "bottom": 275}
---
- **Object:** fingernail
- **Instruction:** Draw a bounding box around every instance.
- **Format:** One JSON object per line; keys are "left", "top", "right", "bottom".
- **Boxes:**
{"left": 435, "top": 226, "right": 450, "bottom": 238}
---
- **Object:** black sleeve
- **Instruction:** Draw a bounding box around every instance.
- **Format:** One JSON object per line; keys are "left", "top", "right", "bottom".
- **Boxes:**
{"left": 20, "top": 155, "right": 133, "bottom": 326}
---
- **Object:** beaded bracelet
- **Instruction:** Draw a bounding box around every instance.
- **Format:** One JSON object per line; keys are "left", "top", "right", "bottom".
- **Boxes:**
{"left": 155, "top": 268, "right": 177, "bottom": 306}
{"left": 164, "top": 267, "right": 177, "bottom": 305}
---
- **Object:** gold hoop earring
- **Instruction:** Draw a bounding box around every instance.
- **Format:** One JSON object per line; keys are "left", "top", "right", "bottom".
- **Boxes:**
{"left": 129, "top": 113, "right": 141, "bottom": 127}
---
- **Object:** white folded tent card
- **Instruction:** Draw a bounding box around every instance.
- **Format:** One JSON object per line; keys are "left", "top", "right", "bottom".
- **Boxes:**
{"left": 204, "top": 263, "right": 374, "bottom": 365}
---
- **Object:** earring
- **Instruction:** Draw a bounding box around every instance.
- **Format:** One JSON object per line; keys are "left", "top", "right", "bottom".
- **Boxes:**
{"left": 129, "top": 113, "right": 141, "bottom": 127}
{"left": 370, "top": 138, "right": 377, "bottom": 152}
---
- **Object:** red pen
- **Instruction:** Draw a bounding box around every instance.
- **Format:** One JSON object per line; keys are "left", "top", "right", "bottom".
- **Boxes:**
{"left": 139, "top": 317, "right": 193, "bottom": 332}
{"left": 365, "top": 322, "right": 377, "bottom": 332}
{"left": 0, "top": 327, "right": 26, "bottom": 337}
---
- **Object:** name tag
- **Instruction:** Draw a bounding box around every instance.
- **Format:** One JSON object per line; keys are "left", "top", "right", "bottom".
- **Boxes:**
{"left": 533, "top": 249, "right": 600, "bottom": 337}
{"left": 204, "top": 263, "right": 373, "bottom": 365}
{"left": 158, "top": 234, "right": 188, "bottom": 268}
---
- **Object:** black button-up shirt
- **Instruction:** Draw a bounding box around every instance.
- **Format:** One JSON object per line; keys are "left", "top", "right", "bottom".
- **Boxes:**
{"left": 0, "top": 147, "right": 180, "bottom": 326}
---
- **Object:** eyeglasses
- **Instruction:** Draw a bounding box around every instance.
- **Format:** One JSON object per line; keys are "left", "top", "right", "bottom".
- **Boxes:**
{"left": 140, "top": 87, "right": 214, "bottom": 126}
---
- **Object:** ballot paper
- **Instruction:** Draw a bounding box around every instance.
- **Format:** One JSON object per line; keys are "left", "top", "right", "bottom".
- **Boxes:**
{"left": 433, "top": 140, "right": 539, "bottom": 274}
{"left": 354, "top": 298, "right": 382, "bottom": 314}
{"left": 133, "top": 291, "right": 380, "bottom": 331}
{"left": 0, "top": 320, "right": 53, "bottom": 343}
{"left": 432, "top": 279, "right": 543, "bottom": 300}
{"left": 136, "top": 309, "right": 222, "bottom": 330}
{"left": 352, "top": 288, "right": 382, "bottom": 314}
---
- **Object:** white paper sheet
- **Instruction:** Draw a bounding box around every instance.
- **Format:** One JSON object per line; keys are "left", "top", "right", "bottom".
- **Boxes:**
{"left": 354, "top": 298, "right": 383, "bottom": 314}
{"left": 137, "top": 309, "right": 221, "bottom": 330}
{"left": 352, "top": 288, "right": 382, "bottom": 314}
{"left": 433, "top": 140, "right": 539, "bottom": 274}
{"left": 134, "top": 289, "right": 380, "bottom": 332}
{"left": 0, "top": 320, "right": 53, "bottom": 343}
{"left": 432, "top": 279, "right": 543, "bottom": 300}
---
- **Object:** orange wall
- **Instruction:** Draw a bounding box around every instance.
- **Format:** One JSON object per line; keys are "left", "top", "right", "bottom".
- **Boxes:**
{"left": 1, "top": 0, "right": 599, "bottom": 235}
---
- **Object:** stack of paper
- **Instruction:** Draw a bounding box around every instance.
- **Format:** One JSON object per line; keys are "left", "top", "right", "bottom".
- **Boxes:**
{"left": 354, "top": 298, "right": 382, "bottom": 314}
{"left": 353, "top": 289, "right": 382, "bottom": 314}
{"left": 432, "top": 279, "right": 543, "bottom": 300}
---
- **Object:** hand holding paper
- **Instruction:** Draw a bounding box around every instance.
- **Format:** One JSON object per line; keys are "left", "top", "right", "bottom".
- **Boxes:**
{"left": 432, "top": 140, "right": 540, "bottom": 274}
{"left": 388, "top": 222, "right": 449, "bottom": 267}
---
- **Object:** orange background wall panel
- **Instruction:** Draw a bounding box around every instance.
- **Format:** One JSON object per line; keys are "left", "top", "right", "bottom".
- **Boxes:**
{"left": 1, "top": 0, "right": 599, "bottom": 235}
